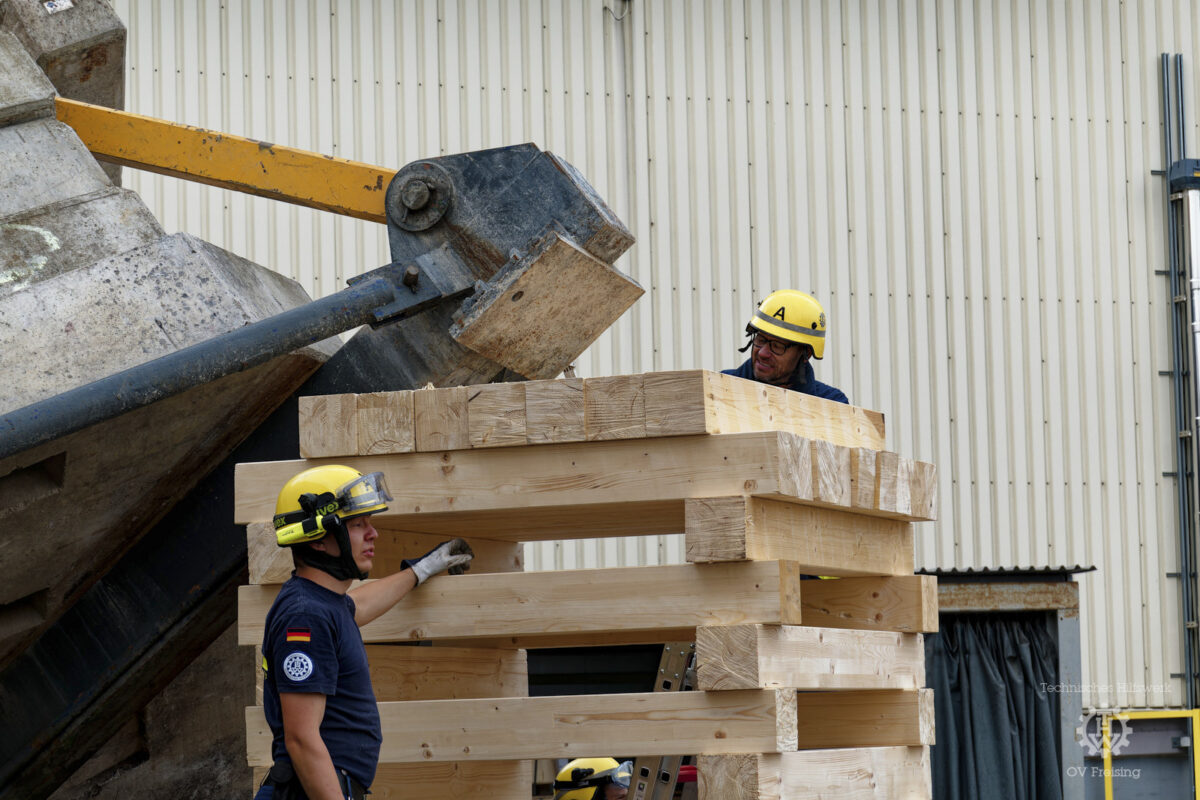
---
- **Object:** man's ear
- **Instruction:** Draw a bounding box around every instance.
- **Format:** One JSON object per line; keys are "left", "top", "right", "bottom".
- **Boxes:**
{"left": 307, "top": 534, "right": 334, "bottom": 553}
{"left": 799, "top": 344, "right": 814, "bottom": 363}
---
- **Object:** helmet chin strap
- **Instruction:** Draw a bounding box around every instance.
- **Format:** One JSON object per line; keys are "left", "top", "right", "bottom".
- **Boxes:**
{"left": 299, "top": 515, "right": 367, "bottom": 581}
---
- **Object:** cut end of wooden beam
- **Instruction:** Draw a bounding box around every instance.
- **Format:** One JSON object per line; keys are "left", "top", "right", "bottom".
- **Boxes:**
{"left": 584, "top": 375, "right": 646, "bottom": 440}
{"left": 695, "top": 624, "right": 761, "bottom": 689}
{"left": 358, "top": 390, "right": 415, "bottom": 455}
{"left": 524, "top": 377, "right": 585, "bottom": 443}
{"left": 467, "top": 383, "right": 527, "bottom": 448}
{"left": 414, "top": 386, "right": 469, "bottom": 451}
{"left": 684, "top": 497, "right": 752, "bottom": 562}
{"left": 298, "top": 393, "right": 359, "bottom": 458}
{"left": 448, "top": 232, "right": 644, "bottom": 380}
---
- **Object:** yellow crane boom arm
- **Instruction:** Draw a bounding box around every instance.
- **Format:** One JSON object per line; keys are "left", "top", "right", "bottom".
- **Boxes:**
{"left": 55, "top": 97, "right": 394, "bottom": 223}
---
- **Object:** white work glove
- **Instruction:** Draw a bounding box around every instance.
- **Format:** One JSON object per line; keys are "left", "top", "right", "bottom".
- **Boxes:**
{"left": 403, "top": 538, "right": 474, "bottom": 584}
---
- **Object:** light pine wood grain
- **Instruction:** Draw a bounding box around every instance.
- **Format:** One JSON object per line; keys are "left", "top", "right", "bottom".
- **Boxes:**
{"left": 697, "top": 747, "right": 931, "bottom": 800}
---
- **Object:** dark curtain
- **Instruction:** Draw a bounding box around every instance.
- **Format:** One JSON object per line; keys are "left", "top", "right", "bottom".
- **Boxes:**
{"left": 925, "top": 613, "right": 1063, "bottom": 800}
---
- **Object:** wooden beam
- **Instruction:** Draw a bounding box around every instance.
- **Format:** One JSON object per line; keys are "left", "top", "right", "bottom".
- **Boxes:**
{"left": 372, "top": 762, "right": 534, "bottom": 800}
{"left": 365, "top": 646, "right": 532, "bottom": 798}
{"left": 298, "top": 393, "right": 358, "bottom": 458}
{"left": 695, "top": 624, "right": 925, "bottom": 691}
{"left": 238, "top": 561, "right": 804, "bottom": 646}
{"left": 311, "top": 499, "right": 686, "bottom": 543}
{"left": 414, "top": 386, "right": 469, "bottom": 451}
{"left": 849, "top": 448, "right": 877, "bottom": 510}
{"left": 524, "top": 377, "right": 585, "bottom": 443}
{"left": 367, "top": 645, "right": 527, "bottom": 700}
{"left": 876, "top": 451, "right": 913, "bottom": 516}
{"left": 909, "top": 459, "right": 938, "bottom": 521}
{"left": 448, "top": 231, "right": 645, "bottom": 381}
{"left": 696, "top": 747, "right": 931, "bottom": 800}
{"left": 643, "top": 371, "right": 716, "bottom": 436}
{"left": 248, "top": 494, "right": 914, "bottom": 553}
{"left": 584, "top": 374, "right": 646, "bottom": 440}
{"left": 811, "top": 439, "right": 852, "bottom": 507}
{"left": 793, "top": 689, "right": 934, "bottom": 749}
{"left": 938, "top": 580, "right": 1079, "bottom": 612}
{"left": 684, "top": 497, "right": 914, "bottom": 575}
{"left": 433, "top": 628, "right": 699, "bottom": 650}
{"left": 246, "top": 689, "right": 800, "bottom": 765}
{"left": 246, "top": 522, "right": 293, "bottom": 585}
{"left": 235, "top": 431, "right": 935, "bottom": 525}
{"left": 358, "top": 390, "right": 415, "bottom": 455}
{"left": 245, "top": 525, "right": 523, "bottom": 585}
{"left": 467, "top": 383, "right": 527, "bottom": 448}
{"left": 295, "top": 369, "right": 888, "bottom": 456}
{"left": 800, "top": 576, "right": 939, "bottom": 633}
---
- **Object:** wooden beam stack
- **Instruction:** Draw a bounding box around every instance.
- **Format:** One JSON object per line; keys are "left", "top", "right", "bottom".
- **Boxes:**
{"left": 237, "top": 369, "right": 937, "bottom": 799}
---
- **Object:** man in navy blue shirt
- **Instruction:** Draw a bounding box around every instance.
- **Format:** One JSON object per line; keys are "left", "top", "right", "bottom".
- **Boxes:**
{"left": 256, "top": 464, "right": 473, "bottom": 800}
{"left": 723, "top": 289, "right": 848, "bottom": 404}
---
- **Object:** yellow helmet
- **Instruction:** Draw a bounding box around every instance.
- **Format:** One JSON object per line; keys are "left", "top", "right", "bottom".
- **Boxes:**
{"left": 553, "top": 758, "right": 632, "bottom": 800}
{"left": 747, "top": 289, "right": 827, "bottom": 359}
{"left": 272, "top": 464, "right": 391, "bottom": 548}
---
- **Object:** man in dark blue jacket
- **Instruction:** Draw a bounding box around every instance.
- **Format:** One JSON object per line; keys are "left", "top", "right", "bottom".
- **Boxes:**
{"left": 722, "top": 289, "right": 848, "bottom": 404}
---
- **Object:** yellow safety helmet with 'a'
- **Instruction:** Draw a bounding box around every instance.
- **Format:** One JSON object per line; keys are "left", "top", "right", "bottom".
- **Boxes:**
{"left": 747, "top": 289, "right": 827, "bottom": 359}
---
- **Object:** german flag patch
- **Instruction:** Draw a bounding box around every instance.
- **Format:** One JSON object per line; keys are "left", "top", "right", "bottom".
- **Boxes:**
{"left": 286, "top": 627, "right": 312, "bottom": 643}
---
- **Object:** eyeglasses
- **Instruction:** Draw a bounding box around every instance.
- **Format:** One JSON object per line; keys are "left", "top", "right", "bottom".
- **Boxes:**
{"left": 751, "top": 333, "right": 796, "bottom": 356}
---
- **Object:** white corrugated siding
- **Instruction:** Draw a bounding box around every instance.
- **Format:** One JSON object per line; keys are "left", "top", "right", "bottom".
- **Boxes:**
{"left": 111, "top": 0, "right": 1200, "bottom": 709}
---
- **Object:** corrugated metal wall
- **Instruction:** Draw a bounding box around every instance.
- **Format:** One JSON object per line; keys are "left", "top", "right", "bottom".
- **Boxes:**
{"left": 110, "top": 0, "right": 1200, "bottom": 710}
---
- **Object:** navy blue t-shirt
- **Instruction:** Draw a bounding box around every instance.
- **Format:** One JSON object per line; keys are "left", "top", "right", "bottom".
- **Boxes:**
{"left": 723, "top": 357, "right": 849, "bottom": 404}
{"left": 261, "top": 576, "right": 382, "bottom": 789}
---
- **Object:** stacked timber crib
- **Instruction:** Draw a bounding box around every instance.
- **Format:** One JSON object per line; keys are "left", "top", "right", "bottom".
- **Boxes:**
{"left": 236, "top": 370, "right": 939, "bottom": 799}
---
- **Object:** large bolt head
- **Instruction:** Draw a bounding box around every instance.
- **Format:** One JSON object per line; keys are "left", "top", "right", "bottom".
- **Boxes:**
{"left": 400, "top": 179, "right": 431, "bottom": 211}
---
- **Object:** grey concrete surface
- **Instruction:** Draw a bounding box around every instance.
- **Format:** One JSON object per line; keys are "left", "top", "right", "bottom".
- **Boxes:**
{"left": 0, "top": 29, "right": 53, "bottom": 126}
{"left": 0, "top": 118, "right": 111, "bottom": 217}
{"left": 0, "top": 0, "right": 125, "bottom": 184}
{"left": 0, "top": 232, "right": 324, "bottom": 414}
{"left": 0, "top": 233, "right": 337, "bottom": 667}
{"left": 0, "top": 0, "right": 124, "bottom": 109}
{"left": 0, "top": 188, "right": 164, "bottom": 294}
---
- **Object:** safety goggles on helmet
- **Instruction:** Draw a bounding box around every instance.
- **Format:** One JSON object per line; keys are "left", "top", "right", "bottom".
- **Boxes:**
{"left": 336, "top": 471, "right": 392, "bottom": 517}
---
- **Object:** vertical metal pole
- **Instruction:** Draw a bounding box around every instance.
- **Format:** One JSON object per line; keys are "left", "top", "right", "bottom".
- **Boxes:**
{"left": 1166, "top": 55, "right": 1175, "bottom": 165}
{"left": 1192, "top": 710, "right": 1200, "bottom": 798}
{"left": 1182, "top": 56, "right": 1200, "bottom": 717}
{"left": 1058, "top": 607, "right": 1085, "bottom": 800}
{"left": 1164, "top": 53, "right": 1199, "bottom": 710}
{"left": 1102, "top": 715, "right": 1114, "bottom": 800}
{"left": 1179, "top": 55, "right": 1189, "bottom": 159}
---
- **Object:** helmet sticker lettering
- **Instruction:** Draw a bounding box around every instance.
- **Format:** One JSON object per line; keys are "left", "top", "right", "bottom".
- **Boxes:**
{"left": 773, "top": 306, "right": 787, "bottom": 320}
{"left": 282, "top": 652, "right": 315, "bottom": 681}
